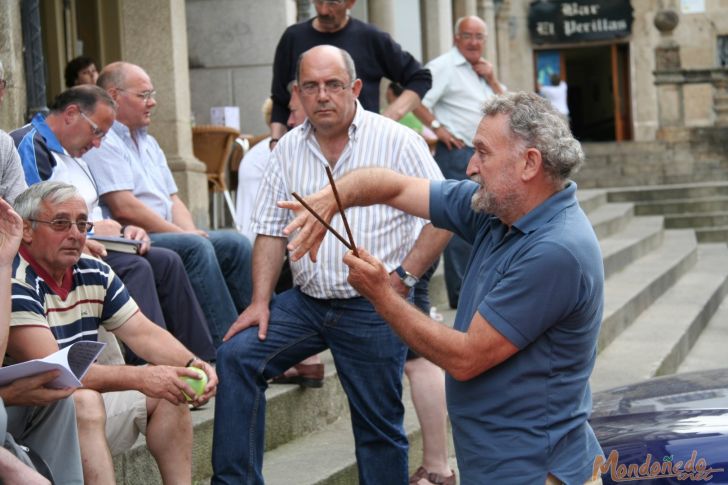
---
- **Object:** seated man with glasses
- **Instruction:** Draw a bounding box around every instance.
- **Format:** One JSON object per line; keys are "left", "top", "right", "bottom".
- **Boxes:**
{"left": 7, "top": 181, "right": 218, "bottom": 484}
{"left": 84, "top": 62, "right": 253, "bottom": 348}
{"left": 10, "top": 85, "right": 216, "bottom": 364}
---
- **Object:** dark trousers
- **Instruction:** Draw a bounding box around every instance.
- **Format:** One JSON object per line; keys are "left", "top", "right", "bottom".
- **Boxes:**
{"left": 105, "top": 247, "right": 216, "bottom": 362}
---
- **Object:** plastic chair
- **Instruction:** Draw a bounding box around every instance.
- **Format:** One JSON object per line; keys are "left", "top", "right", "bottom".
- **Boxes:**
{"left": 192, "top": 125, "right": 240, "bottom": 228}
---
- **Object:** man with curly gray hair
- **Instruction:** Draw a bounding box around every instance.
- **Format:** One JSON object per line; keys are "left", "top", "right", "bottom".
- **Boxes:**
{"left": 281, "top": 91, "right": 605, "bottom": 484}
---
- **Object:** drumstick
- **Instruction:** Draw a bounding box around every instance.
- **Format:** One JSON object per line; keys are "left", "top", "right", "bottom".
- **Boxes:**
{"left": 291, "top": 192, "right": 352, "bottom": 250}
{"left": 325, "top": 167, "right": 359, "bottom": 257}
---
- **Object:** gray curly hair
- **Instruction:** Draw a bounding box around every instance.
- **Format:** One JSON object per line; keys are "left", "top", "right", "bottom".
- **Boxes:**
{"left": 482, "top": 92, "right": 584, "bottom": 184}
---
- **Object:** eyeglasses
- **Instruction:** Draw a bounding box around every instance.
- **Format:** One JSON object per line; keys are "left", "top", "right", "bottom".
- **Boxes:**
{"left": 79, "top": 112, "right": 106, "bottom": 139}
{"left": 29, "top": 218, "right": 94, "bottom": 233}
{"left": 299, "top": 80, "right": 351, "bottom": 96}
{"left": 117, "top": 88, "right": 156, "bottom": 103}
{"left": 313, "top": 0, "right": 346, "bottom": 5}
{"left": 457, "top": 32, "right": 486, "bottom": 41}
{"left": 0, "top": 79, "right": 7, "bottom": 89}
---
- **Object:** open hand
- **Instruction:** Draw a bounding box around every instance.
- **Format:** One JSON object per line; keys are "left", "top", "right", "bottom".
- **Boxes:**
{"left": 0, "top": 198, "right": 23, "bottom": 266}
{"left": 223, "top": 301, "right": 271, "bottom": 342}
{"left": 278, "top": 186, "right": 337, "bottom": 262}
{"left": 0, "top": 370, "right": 75, "bottom": 407}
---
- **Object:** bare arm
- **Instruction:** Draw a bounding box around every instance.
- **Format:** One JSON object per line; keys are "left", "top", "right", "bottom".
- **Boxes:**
{"left": 473, "top": 59, "right": 505, "bottom": 95}
{"left": 7, "top": 319, "right": 216, "bottom": 406}
{"left": 387, "top": 222, "right": 452, "bottom": 297}
{"left": 170, "top": 194, "right": 200, "bottom": 232}
{"left": 345, "top": 249, "right": 518, "bottom": 380}
{"left": 0, "top": 448, "right": 50, "bottom": 485}
{"left": 224, "top": 235, "right": 287, "bottom": 341}
{"left": 101, "top": 190, "right": 183, "bottom": 233}
{"left": 0, "top": 198, "right": 22, "bottom": 359}
{"left": 269, "top": 122, "right": 288, "bottom": 150}
{"left": 381, "top": 89, "right": 422, "bottom": 121}
{"left": 280, "top": 168, "right": 431, "bottom": 262}
{"left": 3, "top": 327, "right": 78, "bottom": 406}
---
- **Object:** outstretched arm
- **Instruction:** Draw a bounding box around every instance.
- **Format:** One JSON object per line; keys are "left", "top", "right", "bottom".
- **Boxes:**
{"left": 344, "top": 249, "right": 518, "bottom": 381}
{"left": 280, "top": 168, "right": 431, "bottom": 262}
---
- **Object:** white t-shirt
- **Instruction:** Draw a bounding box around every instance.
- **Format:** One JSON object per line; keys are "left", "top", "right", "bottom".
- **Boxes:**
{"left": 539, "top": 81, "right": 569, "bottom": 116}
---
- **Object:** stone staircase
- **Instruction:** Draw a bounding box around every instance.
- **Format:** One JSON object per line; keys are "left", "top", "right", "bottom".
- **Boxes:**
{"left": 605, "top": 181, "right": 728, "bottom": 243}
{"left": 113, "top": 184, "right": 728, "bottom": 484}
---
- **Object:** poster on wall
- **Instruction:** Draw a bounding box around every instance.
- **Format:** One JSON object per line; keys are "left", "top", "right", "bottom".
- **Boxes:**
{"left": 528, "top": 0, "right": 634, "bottom": 44}
{"left": 681, "top": 0, "right": 705, "bottom": 14}
{"left": 536, "top": 51, "right": 561, "bottom": 86}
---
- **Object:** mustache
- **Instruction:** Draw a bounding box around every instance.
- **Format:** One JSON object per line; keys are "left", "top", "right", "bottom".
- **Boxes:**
{"left": 470, "top": 174, "right": 483, "bottom": 185}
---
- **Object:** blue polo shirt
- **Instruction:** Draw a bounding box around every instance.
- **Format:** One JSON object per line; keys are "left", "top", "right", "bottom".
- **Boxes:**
{"left": 430, "top": 179, "right": 605, "bottom": 484}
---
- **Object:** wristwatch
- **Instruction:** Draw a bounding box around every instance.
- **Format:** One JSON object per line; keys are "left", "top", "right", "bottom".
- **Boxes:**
{"left": 430, "top": 119, "right": 442, "bottom": 130}
{"left": 395, "top": 265, "right": 419, "bottom": 288}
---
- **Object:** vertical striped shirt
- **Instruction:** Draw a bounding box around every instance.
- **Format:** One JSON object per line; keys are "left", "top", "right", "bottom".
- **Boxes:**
{"left": 11, "top": 249, "right": 138, "bottom": 348}
{"left": 251, "top": 101, "right": 444, "bottom": 299}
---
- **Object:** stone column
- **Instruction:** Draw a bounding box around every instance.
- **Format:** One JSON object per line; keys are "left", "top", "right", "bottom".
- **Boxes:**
{"left": 367, "top": 0, "right": 395, "bottom": 34}
{"left": 478, "top": 0, "right": 498, "bottom": 67}
{"left": 453, "top": 0, "right": 477, "bottom": 20}
{"left": 0, "top": 0, "right": 26, "bottom": 130}
{"left": 118, "top": 0, "right": 208, "bottom": 226}
{"left": 653, "top": 9, "right": 685, "bottom": 139}
{"left": 714, "top": 79, "right": 728, "bottom": 126}
{"left": 420, "top": 0, "right": 453, "bottom": 62}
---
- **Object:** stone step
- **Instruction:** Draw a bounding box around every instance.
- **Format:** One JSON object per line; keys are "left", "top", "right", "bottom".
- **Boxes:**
{"left": 599, "top": 216, "right": 664, "bottom": 279}
{"left": 695, "top": 226, "right": 728, "bottom": 243}
{"left": 607, "top": 181, "right": 728, "bottom": 203}
{"left": 598, "top": 229, "right": 697, "bottom": 353}
{"left": 591, "top": 243, "right": 728, "bottom": 392}
{"left": 260, "top": 379, "right": 453, "bottom": 485}
{"left": 587, "top": 202, "right": 634, "bottom": 239}
{"left": 577, "top": 188, "right": 609, "bottom": 214}
{"left": 664, "top": 211, "right": 728, "bottom": 229}
{"left": 633, "top": 195, "right": 728, "bottom": 216}
{"left": 678, "top": 298, "right": 728, "bottom": 374}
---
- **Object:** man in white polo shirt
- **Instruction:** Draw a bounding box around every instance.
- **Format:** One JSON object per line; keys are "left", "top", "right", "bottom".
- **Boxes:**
{"left": 414, "top": 15, "right": 504, "bottom": 309}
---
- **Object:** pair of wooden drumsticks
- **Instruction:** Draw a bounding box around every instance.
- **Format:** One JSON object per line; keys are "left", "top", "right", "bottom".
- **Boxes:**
{"left": 291, "top": 166, "right": 360, "bottom": 257}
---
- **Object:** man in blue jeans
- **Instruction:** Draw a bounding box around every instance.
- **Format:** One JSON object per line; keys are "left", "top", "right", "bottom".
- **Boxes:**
{"left": 211, "top": 46, "right": 450, "bottom": 484}
{"left": 84, "top": 62, "right": 253, "bottom": 347}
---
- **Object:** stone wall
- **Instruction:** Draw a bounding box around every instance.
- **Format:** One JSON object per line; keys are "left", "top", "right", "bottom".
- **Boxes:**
{"left": 496, "top": 0, "right": 728, "bottom": 142}
{"left": 575, "top": 127, "right": 728, "bottom": 188}
{"left": 186, "top": 0, "right": 296, "bottom": 135}
{"left": 0, "top": 0, "right": 26, "bottom": 131}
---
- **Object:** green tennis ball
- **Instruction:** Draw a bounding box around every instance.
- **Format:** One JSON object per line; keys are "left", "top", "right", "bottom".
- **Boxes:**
{"left": 182, "top": 366, "right": 208, "bottom": 401}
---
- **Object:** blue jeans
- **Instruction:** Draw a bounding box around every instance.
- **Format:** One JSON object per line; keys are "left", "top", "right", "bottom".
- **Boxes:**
{"left": 212, "top": 288, "right": 408, "bottom": 485}
{"left": 434, "top": 142, "right": 474, "bottom": 308}
{"left": 150, "top": 230, "right": 252, "bottom": 347}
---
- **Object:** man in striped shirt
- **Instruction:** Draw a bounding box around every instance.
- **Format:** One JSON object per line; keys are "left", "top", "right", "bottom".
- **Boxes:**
{"left": 7, "top": 181, "right": 218, "bottom": 484}
{"left": 211, "top": 45, "right": 451, "bottom": 484}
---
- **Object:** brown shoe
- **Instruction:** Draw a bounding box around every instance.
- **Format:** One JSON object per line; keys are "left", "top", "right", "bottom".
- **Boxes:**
{"left": 270, "top": 363, "right": 324, "bottom": 388}
{"left": 409, "top": 466, "right": 456, "bottom": 485}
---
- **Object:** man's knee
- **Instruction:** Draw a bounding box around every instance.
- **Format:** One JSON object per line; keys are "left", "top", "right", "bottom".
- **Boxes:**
{"left": 73, "top": 389, "right": 107, "bottom": 428}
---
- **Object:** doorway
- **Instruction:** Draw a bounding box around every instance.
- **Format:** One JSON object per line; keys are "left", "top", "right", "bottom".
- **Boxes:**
{"left": 535, "top": 44, "right": 632, "bottom": 142}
